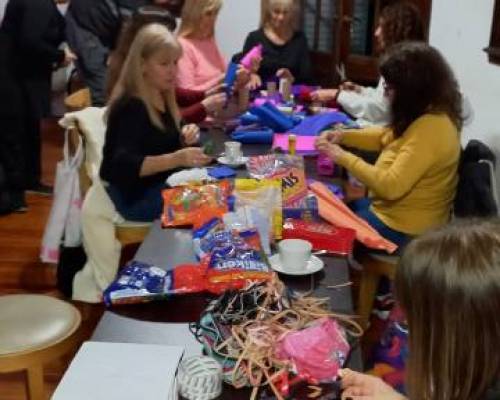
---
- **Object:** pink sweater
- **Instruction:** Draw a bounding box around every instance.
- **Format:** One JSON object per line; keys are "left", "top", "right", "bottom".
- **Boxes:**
{"left": 177, "top": 36, "right": 227, "bottom": 91}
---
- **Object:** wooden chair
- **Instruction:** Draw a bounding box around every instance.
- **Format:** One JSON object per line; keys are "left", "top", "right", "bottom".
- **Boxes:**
{"left": 356, "top": 253, "right": 399, "bottom": 329}
{"left": 0, "top": 295, "right": 81, "bottom": 400}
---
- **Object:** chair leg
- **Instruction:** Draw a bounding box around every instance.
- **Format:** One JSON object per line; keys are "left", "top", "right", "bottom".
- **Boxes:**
{"left": 26, "top": 364, "right": 45, "bottom": 400}
{"left": 357, "top": 268, "right": 380, "bottom": 329}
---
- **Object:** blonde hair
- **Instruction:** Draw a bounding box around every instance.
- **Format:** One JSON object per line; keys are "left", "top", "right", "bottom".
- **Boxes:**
{"left": 396, "top": 218, "right": 500, "bottom": 400}
{"left": 108, "top": 23, "right": 181, "bottom": 131}
{"left": 178, "top": 0, "right": 222, "bottom": 38}
{"left": 260, "top": 0, "right": 298, "bottom": 30}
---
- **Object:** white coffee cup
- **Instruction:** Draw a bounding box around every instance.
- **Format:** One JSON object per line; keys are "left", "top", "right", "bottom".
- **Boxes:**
{"left": 278, "top": 239, "right": 312, "bottom": 272}
{"left": 224, "top": 141, "right": 242, "bottom": 162}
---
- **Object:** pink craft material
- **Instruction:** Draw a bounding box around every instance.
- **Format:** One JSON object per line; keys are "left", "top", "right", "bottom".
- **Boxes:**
{"left": 240, "top": 44, "right": 263, "bottom": 69}
{"left": 275, "top": 318, "right": 350, "bottom": 381}
{"left": 272, "top": 134, "right": 317, "bottom": 154}
{"left": 317, "top": 153, "right": 335, "bottom": 176}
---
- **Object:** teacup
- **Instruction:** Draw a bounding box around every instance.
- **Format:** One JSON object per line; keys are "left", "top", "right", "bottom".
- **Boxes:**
{"left": 278, "top": 239, "right": 312, "bottom": 272}
{"left": 224, "top": 141, "right": 242, "bottom": 163}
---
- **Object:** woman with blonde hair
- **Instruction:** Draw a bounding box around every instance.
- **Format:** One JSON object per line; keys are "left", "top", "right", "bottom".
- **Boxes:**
{"left": 239, "top": 0, "right": 312, "bottom": 88}
{"left": 101, "top": 23, "right": 211, "bottom": 222}
{"left": 177, "top": 0, "right": 247, "bottom": 92}
{"left": 340, "top": 218, "right": 500, "bottom": 400}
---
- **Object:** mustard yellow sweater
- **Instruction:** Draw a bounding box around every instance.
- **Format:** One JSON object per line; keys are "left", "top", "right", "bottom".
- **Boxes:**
{"left": 336, "top": 113, "right": 460, "bottom": 235}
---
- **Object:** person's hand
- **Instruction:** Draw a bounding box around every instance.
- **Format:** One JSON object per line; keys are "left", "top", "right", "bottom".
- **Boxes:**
{"left": 319, "top": 129, "right": 344, "bottom": 145}
{"left": 205, "top": 83, "right": 225, "bottom": 97}
{"left": 311, "top": 88, "right": 339, "bottom": 102}
{"left": 247, "top": 73, "right": 262, "bottom": 90}
{"left": 340, "top": 81, "right": 362, "bottom": 93}
{"left": 276, "top": 68, "right": 295, "bottom": 82}
{"left": 175, "top": 147, "right": 212, "bottom": 168}
{"left": 315, "top": 133, "right": 345, "bottom": 161}
{"left": 202, "top": 92, "right": 227, "bottom": 115}
{"left": 181, "top": 124, "right": 200, "bottom": 145}
{"left": 250, "top": 55, "right": 262, "bottom": 73}
{"left": 340, "top": 369, "right": 407, "bottom": 400}
{"left": 62, "top": 47, "right": 77, "bottom": 67}
{"left": 235, "top": 65, "right": 251, "bottom": 89}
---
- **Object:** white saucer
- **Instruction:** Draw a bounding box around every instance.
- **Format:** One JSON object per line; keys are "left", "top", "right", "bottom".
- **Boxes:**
{"left": 217, "top": 155, "right": 248, "bottom": 167}
{"left": 268, "top": 254, "right": 324, "bottom": 276}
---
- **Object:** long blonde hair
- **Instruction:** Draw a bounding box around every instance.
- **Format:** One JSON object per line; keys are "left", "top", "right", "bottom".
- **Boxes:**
{"left": 178, "top": 0, "right": 222, "bottom": 38}
{"left": 260, "top": 0, "right": 298, "bottom": 31}
{"left": 395, "top": 218, "right": 500, "bottom": 400}
{"left": 108, "top": 23, "right": 181, "bottom": 130}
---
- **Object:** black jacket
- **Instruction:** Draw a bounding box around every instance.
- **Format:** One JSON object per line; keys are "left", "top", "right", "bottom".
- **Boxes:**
{"left": 454, "top": 139, "right": 498, "bottom": 218}
{"left": 1, "top": 0, "right": 65, "bottom": 78}
{"left": 68, "top": 0, "right": 149, "bottom": 49}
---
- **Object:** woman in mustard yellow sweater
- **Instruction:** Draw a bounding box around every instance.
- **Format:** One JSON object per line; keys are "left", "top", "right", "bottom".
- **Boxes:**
{"left": 316, "top": 42, "right": 463, "bottom": 247}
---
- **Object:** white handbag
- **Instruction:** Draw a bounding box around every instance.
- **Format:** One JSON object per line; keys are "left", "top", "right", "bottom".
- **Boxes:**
{"left": 40, "top": 130, "right": 83, "bottom": 263}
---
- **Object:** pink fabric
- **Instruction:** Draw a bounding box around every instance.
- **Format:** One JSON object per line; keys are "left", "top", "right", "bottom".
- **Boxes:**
{"left": 176, "top": 36, "right": 226, "bottom": 91}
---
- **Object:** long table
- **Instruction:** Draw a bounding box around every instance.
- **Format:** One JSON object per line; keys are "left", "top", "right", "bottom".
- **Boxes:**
{"left": 91, "top": 128, "right": 362, "bottom": 399}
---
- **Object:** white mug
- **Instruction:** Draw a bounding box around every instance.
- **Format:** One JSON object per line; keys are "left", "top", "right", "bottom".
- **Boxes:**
{"left": 224, "top": 141, "right": 242, "bottom": 162}
{"left": 278, "top": 239, "right": 312, "bottom": 272}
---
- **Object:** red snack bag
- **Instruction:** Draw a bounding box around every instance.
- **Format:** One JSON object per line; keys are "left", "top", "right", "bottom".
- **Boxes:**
{"left": 282, "top": 219, "right": 356, "bottom": 256}
{"left": 161, "top": 181, "right": 232, "bottom": 228}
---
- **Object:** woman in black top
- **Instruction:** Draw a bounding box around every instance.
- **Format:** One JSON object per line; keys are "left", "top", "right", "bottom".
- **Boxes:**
{"left": 101, "top": 23, "right": 211, "bottom": 222}
{"left": 339, "top": 219, "right": 500, "bottom": 400}
{"left": 241, "top": 0, "right": 312, "bottom": 88}
{"left": 1, "top": 0, "right": 76, "bottom": 193}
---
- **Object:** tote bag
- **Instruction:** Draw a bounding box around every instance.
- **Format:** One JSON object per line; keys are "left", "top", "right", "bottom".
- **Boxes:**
{"left": 40, "top": 130, "right": 83, "bottom": 263}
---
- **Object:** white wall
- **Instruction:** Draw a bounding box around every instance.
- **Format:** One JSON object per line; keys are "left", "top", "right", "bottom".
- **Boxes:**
{"left": 429, "top": 0, "right": 500, "bottom": 189}
{"left": 216, "top": 0, "right": 260, "bottom": 60}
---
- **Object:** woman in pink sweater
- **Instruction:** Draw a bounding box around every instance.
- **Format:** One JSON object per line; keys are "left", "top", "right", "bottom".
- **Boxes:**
{"left": 177, "top": 0, "right": 248, "bottom": 92}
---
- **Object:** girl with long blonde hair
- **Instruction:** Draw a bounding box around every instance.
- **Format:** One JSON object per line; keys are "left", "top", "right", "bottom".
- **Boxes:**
{"left": 340, "top": 219, "right": 500, "bottom": 400}
{"left": 101, "top": 23, "right": 212, "bottom": 222}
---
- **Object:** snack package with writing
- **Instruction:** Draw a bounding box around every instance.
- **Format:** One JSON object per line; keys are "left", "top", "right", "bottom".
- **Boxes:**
{"left": 103, "top": 261, "right": 206, "bottom": 306}
{"left": 246, "top": 154, "right": 307, "bottom": 208}
{"left": 201, "top": 228, "right": 271, "bottom": 295}
{"left": 161, "top": 181, "right": 232, "bottom": 228}
{"left": 282, "top": 219, "right": 356, "bottom": 256}
{"left": 234, "top": 178, "right": 282, "bottom": 240}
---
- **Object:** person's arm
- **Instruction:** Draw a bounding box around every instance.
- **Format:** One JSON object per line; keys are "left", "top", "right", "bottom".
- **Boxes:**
{"left": 180, "top": 103, "right": 207, "bottom": 124}
{"left": 337, "top": 79, "right": 391, "bottom": 125}
{"left": 18, "top": 0, "right": 64, "bottom": 64}
{"left": 339, "top": 126, "right": 390, "bottom": 152}
{"left": 175, "top": 87, "right": 205, "bottom": 107}
{"left": 336, "top": 118, "right": 444, "bottom": 201}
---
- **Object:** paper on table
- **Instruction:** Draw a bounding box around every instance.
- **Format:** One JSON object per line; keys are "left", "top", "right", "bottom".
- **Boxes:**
{"left": 52, "top": 342, "right": 184, "bottom": 400}
{"left": 91, "top": 312, "right": 202, "bottom": 359}
{"left": 272, "top": 133, "right": 318, "bottom": 154}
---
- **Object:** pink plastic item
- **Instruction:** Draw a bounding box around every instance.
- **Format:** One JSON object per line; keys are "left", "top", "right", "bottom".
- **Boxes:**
{"left": 240, "top": 44, "right": 263, "bottom": 69}
{"left": 275, "top": 318, "right": 350, "bottom": 381}
{"left": 317, "top": 153, "right": 335, "bottom": 176}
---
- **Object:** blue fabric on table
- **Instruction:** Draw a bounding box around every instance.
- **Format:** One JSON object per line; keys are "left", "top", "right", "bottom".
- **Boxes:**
{"left": 288, "top": 111, "right": 355, "bottom": 136}
{"left": 224, "top": 62, "right": 239, "bottom": 96}
{"left": 240, "top": 112, "right": 261, "bottom": 126}
{"left": 248, "top": 102, "right": 297, "bottom": 132}
{"left": 208, "top": 166, "right": 237, "bottom": 179}
{"left": 231, "top": 127, "right": 274, "bottom": 144}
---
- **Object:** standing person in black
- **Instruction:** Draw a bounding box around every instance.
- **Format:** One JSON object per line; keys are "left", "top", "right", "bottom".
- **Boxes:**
{"left": 0, "top": 31, "right": 26, "bottom": 214}
{"left": 65, "top": 0, "right": 185, "bottom": 106}
{"left": 239, "top": 0, "right": 312, "bottom": 89}
{"left": 1, "top": 0, "right": 75, "bottom": 194}
{"left": 101, "top": 23, "right": 212, "bottom": 222}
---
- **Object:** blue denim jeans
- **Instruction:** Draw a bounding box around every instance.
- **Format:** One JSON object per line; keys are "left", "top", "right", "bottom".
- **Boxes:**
{"left": 350, "top": 198, "right": 410, "bottom": 248}
{"left": 106, "top": 183, "right": 164, "bottom": 222}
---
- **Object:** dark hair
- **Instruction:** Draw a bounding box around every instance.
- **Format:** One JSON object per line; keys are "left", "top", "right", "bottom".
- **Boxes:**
{"left": 106, "top": 5, "right": 177, "bottom": 99}
{"left": 380, "top": 41, "right": 463, "bottom": 137}
{"left": 380, "top": 1, "right": 425, "bottom": 48}
{"left": 395, "top": 218, "right": 500, "bottom": 400}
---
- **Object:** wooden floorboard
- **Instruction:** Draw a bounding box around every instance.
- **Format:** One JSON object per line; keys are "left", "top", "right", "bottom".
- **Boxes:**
{"left": 0, "top": 118, "right": 104, "bottom": 399}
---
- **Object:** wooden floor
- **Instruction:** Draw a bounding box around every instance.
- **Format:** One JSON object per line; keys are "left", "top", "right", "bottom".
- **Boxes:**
{"left": 0, "top": 119, "right": 104, "bottom": 400}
